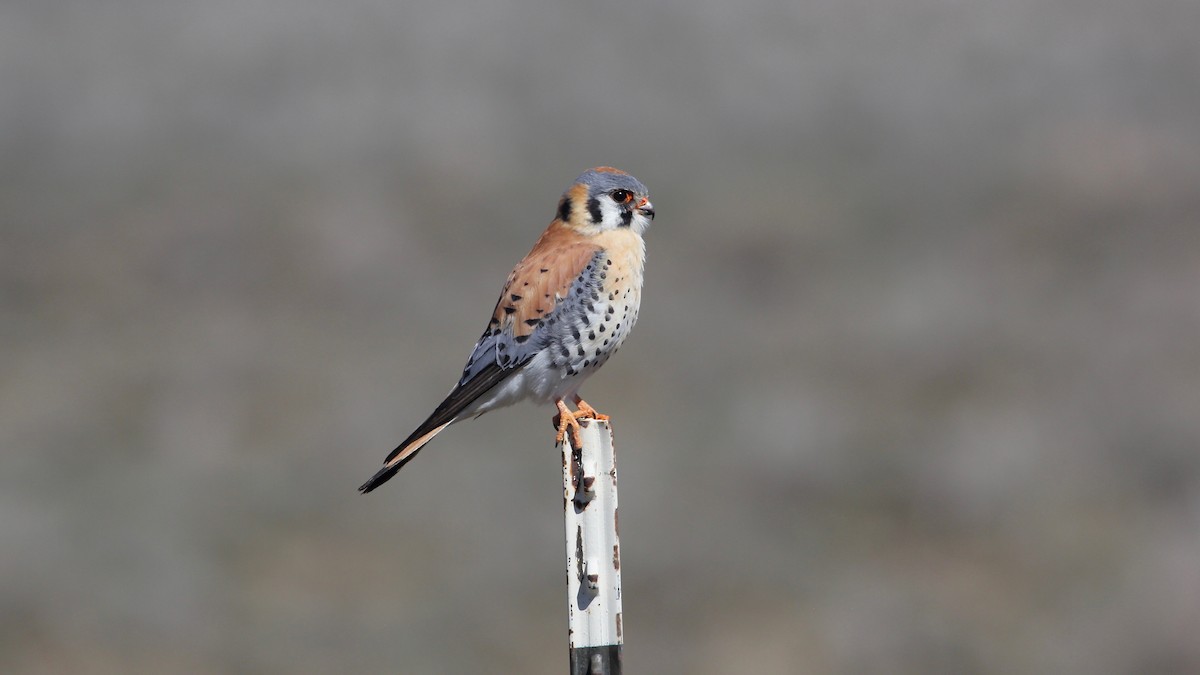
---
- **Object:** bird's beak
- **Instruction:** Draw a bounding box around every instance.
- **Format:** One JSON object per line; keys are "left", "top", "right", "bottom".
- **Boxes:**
{"left": 637, "top": 198, "right": 655, "bottom": 220}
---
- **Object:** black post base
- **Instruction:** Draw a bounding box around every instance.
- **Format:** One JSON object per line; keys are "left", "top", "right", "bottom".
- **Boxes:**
{"left": 570, "top": 644, "right": 622, "bottom": 675}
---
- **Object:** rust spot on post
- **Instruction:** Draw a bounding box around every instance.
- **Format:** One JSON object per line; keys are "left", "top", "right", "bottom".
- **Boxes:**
{"left": 569, "top": 446, "right": 583, "bottom": 503}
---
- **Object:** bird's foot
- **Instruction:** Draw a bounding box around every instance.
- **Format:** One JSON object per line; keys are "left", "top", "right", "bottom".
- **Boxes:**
{"left": 572, "top": 396, "right": 610, "bottom": 422}
{"left": 554, "top": 399, "right": 586, "bottom": 449}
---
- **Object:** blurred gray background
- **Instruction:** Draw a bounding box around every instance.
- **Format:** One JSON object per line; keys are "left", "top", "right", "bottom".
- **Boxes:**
{"left": 3, "top": 0, "right": 1199, "bottom": 673}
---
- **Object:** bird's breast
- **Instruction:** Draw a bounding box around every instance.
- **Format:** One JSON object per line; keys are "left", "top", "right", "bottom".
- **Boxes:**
{"left": 541, "top": 239, "right": 643, "bottom": 382}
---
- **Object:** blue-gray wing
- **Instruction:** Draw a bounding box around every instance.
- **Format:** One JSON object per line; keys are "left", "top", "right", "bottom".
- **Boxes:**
{"left": 457, "top": 244, "right": 606, "bottom": 385}
{"left": 358, "top": 238, "right": 604, "bottom": 493}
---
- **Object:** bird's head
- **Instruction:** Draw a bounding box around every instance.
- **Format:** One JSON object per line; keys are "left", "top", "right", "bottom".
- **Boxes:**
{"left": 556, "top": 167, "right": 654, "bottom": 236}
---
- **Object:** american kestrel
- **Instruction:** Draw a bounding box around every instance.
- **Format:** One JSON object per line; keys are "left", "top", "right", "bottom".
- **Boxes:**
{"left": 359, "top": 167, "right": 654, "bottom": 493}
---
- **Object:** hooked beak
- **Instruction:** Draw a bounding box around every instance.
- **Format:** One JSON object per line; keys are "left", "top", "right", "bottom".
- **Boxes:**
{"left": 637, "top": 198, "right": 655, "bottom": 220}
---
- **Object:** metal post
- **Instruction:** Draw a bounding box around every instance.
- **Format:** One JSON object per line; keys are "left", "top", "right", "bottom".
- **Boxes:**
{"left": 562, "top": 419, "right": 623, "bottom": 675}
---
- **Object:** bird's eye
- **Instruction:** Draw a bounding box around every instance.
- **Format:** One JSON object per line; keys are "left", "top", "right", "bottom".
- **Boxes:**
{"left": 611, "top": 189, "right": 633, "bottom": 204}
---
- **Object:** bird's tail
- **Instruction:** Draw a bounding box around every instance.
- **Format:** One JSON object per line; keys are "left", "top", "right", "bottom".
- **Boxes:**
{"left": 359, "top": 362, "right": 513, "bottom": 494}
{"left": 358, "top": 421, "right": 452, "bottom": 493}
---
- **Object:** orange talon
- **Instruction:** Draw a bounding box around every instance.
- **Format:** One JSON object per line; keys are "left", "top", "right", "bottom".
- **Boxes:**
{"left": 572, "top": 396, "right": 610, "bottom": 422}
{"left": 554, "top": 399, "right": 585, "bottom": 449}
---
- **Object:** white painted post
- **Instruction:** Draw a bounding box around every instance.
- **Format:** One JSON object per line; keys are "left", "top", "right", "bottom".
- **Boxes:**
{"left": 562, "top": 419, "right": 623, "bottom": 675}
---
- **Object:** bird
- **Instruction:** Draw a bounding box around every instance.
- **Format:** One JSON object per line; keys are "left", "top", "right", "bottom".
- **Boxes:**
{"left": 359, "top": 167, "right": 654, "bottom": 493}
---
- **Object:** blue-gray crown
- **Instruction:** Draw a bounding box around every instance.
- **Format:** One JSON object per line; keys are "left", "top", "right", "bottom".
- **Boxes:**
{"left": 573, "top": 167, "right": 648, "bottom": 198}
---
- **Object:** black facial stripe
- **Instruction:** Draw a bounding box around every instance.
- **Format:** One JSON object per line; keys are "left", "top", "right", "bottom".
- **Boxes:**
{"left": 587, "top": 197, "right": 602, "bottom": 224}
{"left": 620, "top": 210, "right": 633, "bottom": 227}
{"left": 558, "top": 198, "right": 572, "bottom": 222}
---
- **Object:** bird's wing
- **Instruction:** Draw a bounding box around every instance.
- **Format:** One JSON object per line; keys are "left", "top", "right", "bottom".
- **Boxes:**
{"left": 458, "top": 236, "right": 606, "bottom": 384}
{"left": 359, "top": 228, "right": 603, "bottom": 492}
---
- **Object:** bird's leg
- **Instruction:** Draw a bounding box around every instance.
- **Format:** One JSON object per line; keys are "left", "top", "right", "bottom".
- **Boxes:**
{"left": 572, "top": 395, "right": 610, "bottom": 422}
{"left": 554, "top": 399, "right": 585, "bottom": 449}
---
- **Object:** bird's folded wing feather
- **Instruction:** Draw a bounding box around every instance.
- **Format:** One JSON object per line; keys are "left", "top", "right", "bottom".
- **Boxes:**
{"left": 379, "top": 231, "right": 603, "bottom": 468}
